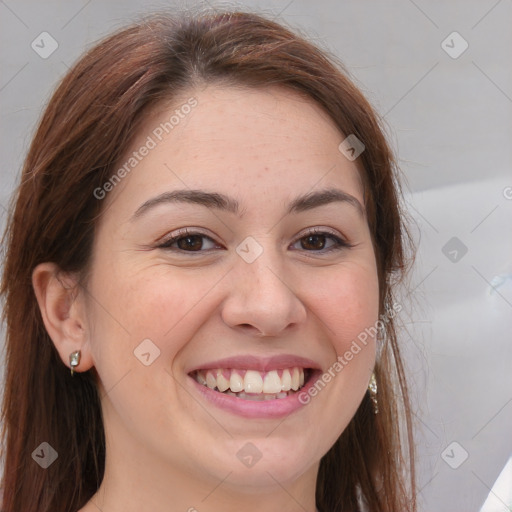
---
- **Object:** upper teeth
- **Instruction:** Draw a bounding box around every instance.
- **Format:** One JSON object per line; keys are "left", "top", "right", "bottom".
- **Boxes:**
{"left": 195, "top": 367, "right": 306, "bottom": 394}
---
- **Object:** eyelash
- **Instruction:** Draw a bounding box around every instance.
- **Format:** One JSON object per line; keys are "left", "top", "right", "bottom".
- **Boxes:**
{"left": 156, "top": 227, "right": 354, "bottom": 255}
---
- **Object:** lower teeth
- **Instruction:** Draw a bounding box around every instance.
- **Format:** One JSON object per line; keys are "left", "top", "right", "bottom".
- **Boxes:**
{"left": 220, "top": 389, "right": 290, "bottom": 400}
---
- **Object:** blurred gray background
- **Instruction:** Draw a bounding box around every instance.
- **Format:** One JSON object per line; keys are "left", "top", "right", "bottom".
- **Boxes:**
{"left": 1, "top": 1, "right": 511, "bottom": 511}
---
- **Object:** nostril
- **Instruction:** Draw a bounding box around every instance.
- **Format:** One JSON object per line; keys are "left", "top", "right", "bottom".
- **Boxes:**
{"left": 237, "top": 325, "right": 269, "bottom": 337}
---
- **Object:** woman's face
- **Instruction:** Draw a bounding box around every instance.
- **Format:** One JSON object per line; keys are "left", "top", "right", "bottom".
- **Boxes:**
{"left": 84, "top": 84, "right": 379, "bottom": 492}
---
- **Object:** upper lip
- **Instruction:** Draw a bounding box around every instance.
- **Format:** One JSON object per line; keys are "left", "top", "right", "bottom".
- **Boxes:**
{"left": 186, "top": 354, "right": 322, "bottom": 374}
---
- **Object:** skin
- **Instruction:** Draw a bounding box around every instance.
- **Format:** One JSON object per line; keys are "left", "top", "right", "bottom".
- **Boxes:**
{"left": 33, "top": 84, "right": 379, "bottom": 512}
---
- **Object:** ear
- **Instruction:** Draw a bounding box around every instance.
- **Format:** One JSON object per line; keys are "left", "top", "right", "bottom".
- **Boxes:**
{"left": 32, "top": 262, "right": 94, "bottom": 374}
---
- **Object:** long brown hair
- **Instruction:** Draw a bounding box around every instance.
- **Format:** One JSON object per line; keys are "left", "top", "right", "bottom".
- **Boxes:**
{"left": 1, "top": 9, "right": 416, "bottom": 512}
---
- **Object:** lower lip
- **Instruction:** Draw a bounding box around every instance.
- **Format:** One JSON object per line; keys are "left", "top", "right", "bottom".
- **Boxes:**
{"left": 188, "top": 370, "right": 322, "bottom": 419}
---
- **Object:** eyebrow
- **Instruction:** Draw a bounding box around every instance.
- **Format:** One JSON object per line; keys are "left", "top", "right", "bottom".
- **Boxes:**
{"left": 130, "top": 187, "right": 365, "bottom": 221}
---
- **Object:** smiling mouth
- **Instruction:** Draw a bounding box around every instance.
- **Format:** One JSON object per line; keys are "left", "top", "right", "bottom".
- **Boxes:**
{"left": 190, "top": 367, "right": 311, "bottom": 401}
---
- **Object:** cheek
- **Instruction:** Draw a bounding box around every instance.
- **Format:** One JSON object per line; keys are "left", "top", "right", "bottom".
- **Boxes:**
{"left": 85, "top": 260, "right": 222, "bottom": 373}
{"left": 311, "top": 260, "right": 380, "bottom": 352}
{"left": 306, "top": 260, "right": 379, "bottom": 412}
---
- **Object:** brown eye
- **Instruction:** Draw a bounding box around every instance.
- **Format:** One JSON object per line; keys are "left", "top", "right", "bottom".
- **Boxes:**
{"left": 175, "top": 235, "right": 204, "bottom": 251}
{"left": 292, "top": 229, "right": 352, "bottom": 253}
{"left": 157, "top": 230, "right": 220, "bottom": 252}
{"left": 301, "top": 234, "right": 327, "bottom": 250}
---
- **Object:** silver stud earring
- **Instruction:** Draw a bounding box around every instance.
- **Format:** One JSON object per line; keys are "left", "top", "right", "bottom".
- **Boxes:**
{"left": 368, "top": 372, "right": 378, "bottom": 414}
{"left": 69, "top": 350, "right": 81, "bottom": 376}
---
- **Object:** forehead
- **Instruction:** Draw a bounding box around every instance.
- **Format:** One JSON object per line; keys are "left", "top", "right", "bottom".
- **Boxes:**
{"left": 102, "top": 84, "right": 365, "bottom": 218}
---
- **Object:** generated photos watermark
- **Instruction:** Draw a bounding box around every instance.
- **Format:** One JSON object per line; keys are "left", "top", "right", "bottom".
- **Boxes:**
{"left": 298, "top": 301, "right": 402, "bottom": 405}
{"left": 93, "top": 97, "right": 198, "bottom": 200}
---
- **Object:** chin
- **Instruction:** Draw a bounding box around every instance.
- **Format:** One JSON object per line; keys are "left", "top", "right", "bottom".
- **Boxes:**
{"left": 198, "top": 434, "right": 321, "bottom": 489}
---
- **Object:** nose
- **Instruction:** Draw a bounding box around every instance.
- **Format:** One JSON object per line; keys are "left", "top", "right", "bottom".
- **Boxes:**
{"left": 221, "top": 248, "right": 307, "bottom": 338}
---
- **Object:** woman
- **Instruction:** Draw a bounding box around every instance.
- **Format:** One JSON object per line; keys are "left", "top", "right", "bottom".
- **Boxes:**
{"left": 0, "top": 9, "right": 416, "bottom": 512}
